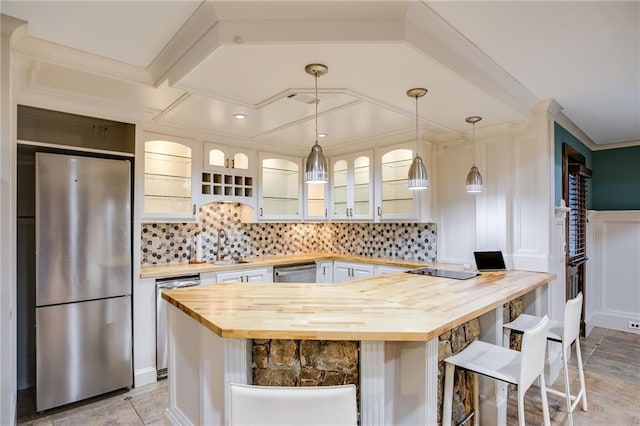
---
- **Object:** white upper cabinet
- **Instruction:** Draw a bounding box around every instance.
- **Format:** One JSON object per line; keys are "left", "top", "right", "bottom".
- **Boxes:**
{"left": 375, "top": 142, "right": 429, "bottom": 221}
{"left": 201, "top": 142, "right": 256, "bottom": 204}
{"left": 331, "top": 152, "right": 373, "bottom": 220}
{"left": 142, "top": 134, "right": 198, "bottom": 222}
{"left": 258, "top": 153, "right": 303, "bottom": 220}
{"left": 203, "top": 142, "right": 255, "bottom": 175}
{"left": 304, "top": 181, "right": 328, "bottom": 220}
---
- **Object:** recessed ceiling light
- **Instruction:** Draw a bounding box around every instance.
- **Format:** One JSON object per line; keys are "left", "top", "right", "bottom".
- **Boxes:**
{"left": 232, "top": 113, "right": 247, "bottom": 120}
{"left": 317, "top": 133, "right": 328, "bottom": 138}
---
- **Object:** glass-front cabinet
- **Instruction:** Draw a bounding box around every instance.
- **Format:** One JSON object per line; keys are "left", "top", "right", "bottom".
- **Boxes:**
{"left": 259, "top": 153, "right": 302, "bottom": 220}
{"left": 143, "top": 136, "right": 196, "bottom": 221}
{"left": 375, "top": 142, "right": 420, "bottom": 221}
{"left": 305, "top": 181, "right": 328, "bottom": 220}
{"left": 331, "top": 152, "right": 373, "bottom": 220}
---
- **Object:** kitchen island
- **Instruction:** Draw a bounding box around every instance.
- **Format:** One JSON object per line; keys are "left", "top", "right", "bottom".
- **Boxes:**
{"left": 162, "top": 267, "right": 554, "bottom": 425}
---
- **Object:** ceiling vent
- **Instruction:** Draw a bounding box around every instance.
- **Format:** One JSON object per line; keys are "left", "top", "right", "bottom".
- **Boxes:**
{"left": 287, "top": 92, "right": 339, "bottom": 104}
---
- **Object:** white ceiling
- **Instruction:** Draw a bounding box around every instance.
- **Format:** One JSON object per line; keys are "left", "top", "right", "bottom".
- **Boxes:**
{"left": 2, "top": 0, "right": 638, "bottom": 153}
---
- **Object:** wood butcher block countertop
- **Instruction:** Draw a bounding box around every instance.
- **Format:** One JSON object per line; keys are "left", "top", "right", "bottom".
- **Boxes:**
{"left": 162, "top": 263, "right": 555, "bottom": 342}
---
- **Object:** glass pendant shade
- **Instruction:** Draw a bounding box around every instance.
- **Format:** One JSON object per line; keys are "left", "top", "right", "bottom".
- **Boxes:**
{"left": 305, "top": 142, "right": 328, "bottom": 183}
{"left": 304, "top": 63, "right": 329, "bottom": 184}
{"left": 465, "top": 165, "right": 484, "bottom": 193}
{"left": 408, "top": 155, "right": 429, "bottom": 190}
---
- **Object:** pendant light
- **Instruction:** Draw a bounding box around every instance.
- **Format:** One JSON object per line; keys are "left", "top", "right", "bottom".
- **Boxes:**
{"left": 304, "top": 63, "right": 329, "bottom": 183}
{"left": 407, "top": 88, "right": 429, "bottom": 190}
{"left": 465, "top": 116, "right": 484, "bottom": 193}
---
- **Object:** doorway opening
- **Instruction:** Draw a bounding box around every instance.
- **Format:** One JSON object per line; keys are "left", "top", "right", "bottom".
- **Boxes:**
{"left": 562, "top": 143, "right": 592, "bottom": 336}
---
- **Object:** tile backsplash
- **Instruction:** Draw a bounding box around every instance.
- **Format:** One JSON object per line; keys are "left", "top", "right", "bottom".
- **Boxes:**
{"left": 141, "top": 203, "right": 436, "bottom": 264}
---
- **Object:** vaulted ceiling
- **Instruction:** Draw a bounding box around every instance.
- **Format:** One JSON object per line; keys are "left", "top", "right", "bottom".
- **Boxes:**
{"left": 3, "top": 1, "right": 638, "bottom": 155}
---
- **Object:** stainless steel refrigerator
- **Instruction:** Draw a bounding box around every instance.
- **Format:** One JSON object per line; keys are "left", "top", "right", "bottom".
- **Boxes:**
{"left": 35, "top": 153, "right": 132, "bottom": 411}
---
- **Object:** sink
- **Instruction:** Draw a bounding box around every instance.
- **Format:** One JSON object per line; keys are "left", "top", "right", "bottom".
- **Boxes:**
{"left": 209, "top": 259, "right": 250, "bottom": 266}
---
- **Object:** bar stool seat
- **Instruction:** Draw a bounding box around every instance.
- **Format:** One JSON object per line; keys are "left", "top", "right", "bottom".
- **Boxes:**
{"left": 503, "top": 293, "right": 587, "bottom": 426}
{"left": 443, "top": 315, "right": 551, "bottom": 426}
{"left": 229, "top": 383, "right": 357, "bottom": 426}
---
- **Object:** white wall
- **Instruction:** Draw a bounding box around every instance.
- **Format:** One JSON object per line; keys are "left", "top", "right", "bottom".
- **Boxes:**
{"left": 586, "top": 211, "right": 640, "bottom": 335}
{"left": 435, "top": 141, "right": 476, "bottom": 264}
{"left": 1, "top": 15, "right": 26, "bottom": 424}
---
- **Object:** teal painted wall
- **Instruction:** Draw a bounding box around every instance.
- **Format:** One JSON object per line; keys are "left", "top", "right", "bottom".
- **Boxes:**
{"left": 554, "top": 123, "right": 593, "bottom": 209}
{"left": 592, "top": 146, "right": 640, "bottom": 210}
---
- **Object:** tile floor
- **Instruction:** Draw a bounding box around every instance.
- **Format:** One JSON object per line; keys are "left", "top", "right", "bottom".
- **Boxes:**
{"left": 17, "top": 327, "right": 639, "bottom": 425}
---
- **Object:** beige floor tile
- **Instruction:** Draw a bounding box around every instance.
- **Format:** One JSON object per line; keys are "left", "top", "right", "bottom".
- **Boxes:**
{"left": 130, "top": 385, "right": 168, "bottom": 424}
{"left": 50, "top": 398, "right": 142, "bottom": 426}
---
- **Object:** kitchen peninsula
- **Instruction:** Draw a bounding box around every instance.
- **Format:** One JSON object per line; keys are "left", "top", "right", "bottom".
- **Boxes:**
{"left": 161, "top": 263, "right": 554, "bottom": 425}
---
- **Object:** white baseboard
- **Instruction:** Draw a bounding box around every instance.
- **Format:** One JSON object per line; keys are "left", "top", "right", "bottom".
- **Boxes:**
{"left": 134, "top": 367, "right": 157, "bottom": 388}
{"left": 591, "top": 311, "right": 640, "bottom": 335}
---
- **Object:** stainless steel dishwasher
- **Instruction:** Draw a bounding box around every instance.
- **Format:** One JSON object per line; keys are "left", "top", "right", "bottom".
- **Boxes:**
{"left": 274, "top": 263, "right": 317, "bottom": 283}
{"left": 156, "top": 274, "right": 200, "bottom": 379}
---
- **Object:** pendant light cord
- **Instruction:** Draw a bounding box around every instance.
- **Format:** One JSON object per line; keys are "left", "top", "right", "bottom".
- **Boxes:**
{"left": 414, "top": 95, "right": 419, "bottom": 157}
{"left": 472, "top": 120, "right": 476, "bottom": 166}
{"left": 314, "top": 72, "right": 319, "bottom": 145}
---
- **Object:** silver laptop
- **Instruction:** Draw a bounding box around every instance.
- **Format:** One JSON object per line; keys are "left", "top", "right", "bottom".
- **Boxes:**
{"left": 473, "top": 251, "right": 507, "bottom": 271}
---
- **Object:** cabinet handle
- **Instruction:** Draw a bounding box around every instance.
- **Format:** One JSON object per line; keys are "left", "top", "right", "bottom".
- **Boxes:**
{"left": 192, "top": 204, "right": 197, "bottom": 216}
{"left": 225, "top": 158, "right": 229, "bottom": 168}
{"left": 260, "top": 207, "right": 263, "bottom": 217}
{"left": 231, "top": 159, "right": 235, "bottom": 169}
{"left": 322, "top": 266, "right": 326, "bottom": 276}
{"left": 346, "top": 207, "right": 349, "bottom": 217}
{"left": 349, "top": 208, "right": 353, "bottom": 217}
{"left": 377, "top": 206, "right": 382, "bottom": 217}
{"left": 325, "top": 208, "right": 328, "bottom": 218}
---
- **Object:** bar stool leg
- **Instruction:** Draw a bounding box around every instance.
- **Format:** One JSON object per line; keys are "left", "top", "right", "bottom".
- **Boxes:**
{"left": 575, "top": 339, "right": 588, "bottom": 411}
{"left": 517, "top": 386, "right": 526, "bottom": 426}
{"left": 540, "top": 372, "right": 551, "bottom": 426}
{"left": 473, "top": 371, "right": 480, "bottom": 426}
{"left": 562, "top": 344, "right": 574, "bottom": 426}
{"left": 443, "top": 363, "right": 455, "bottom": 426}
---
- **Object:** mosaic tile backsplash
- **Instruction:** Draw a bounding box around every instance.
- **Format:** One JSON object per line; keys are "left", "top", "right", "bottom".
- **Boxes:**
{"left": 141, "top": 203, "right": 437, "bottom": 264}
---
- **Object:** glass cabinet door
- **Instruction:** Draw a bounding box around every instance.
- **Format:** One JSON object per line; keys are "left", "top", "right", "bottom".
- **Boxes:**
{"left": 379, "top": 148, "right": 414, "bottom": 219}
{"left": 260, "top": 155, "right": 302, "bottom": 219}
{"left": 144, "top": 139, "right": 194, "bottom": 218}
{"left": 332, "top": 159, "right": 349, "bottom": 219}
{"left": 352, "top": 155, "right": 371, "bottom": 219}
{"left": 306, "top": 182, "right": 327, "bottom": 219}
{"left": 331, "top": 152, "right": 373, "bottom": 220}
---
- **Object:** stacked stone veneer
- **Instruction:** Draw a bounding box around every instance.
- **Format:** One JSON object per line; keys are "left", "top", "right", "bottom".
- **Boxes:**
{"left": 141, "top": 203, "right": 436, "bottom": 264}
{"left": 252, "top": 340, "right": 358, "bottom": 390}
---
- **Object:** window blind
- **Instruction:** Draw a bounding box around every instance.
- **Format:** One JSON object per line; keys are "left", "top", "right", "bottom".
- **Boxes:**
{"left": 568, "top": 164, "right": 591, "bottom": 266}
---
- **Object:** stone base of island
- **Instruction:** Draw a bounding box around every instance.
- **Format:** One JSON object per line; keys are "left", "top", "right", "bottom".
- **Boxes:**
{"left": 162, "top": 266, "right": 553, "bottom": 425}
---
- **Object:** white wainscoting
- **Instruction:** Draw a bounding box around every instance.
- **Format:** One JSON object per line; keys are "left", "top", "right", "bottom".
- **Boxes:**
{"left": 587, "top": 211, "right": 640, "bottom": 335}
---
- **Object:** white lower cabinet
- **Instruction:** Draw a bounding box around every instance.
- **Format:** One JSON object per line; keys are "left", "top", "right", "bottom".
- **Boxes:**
{"left": 316, "top": 261, "right": 334, "bottom": 283}
{"left": 200, "top": 272, "right": 217, "bottom": 286}
{"left": 333, "top": 261, "right": 374, "bottom": 283}
{"left": 216, "top": 267, "right": 273, "bottom": 283}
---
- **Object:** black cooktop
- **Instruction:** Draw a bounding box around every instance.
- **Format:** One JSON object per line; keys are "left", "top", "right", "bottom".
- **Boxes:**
{"left": 406, "top": 267, "right": 478, "bottom": 280}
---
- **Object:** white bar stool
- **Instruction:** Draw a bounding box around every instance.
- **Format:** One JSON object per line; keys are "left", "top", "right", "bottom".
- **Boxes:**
{"left": 503, "top": 292, "right": 587, "bottom": 426}
{"left": 229, "top": 383, "right": 357, "bottom": 426}
{"left": 443, "top": 315, "right": 551, "bottom": 426}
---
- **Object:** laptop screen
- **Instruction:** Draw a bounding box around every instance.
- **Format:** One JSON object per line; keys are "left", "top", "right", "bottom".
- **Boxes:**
{"left": 473, "top": 251, "right": 506, "bottom": 271}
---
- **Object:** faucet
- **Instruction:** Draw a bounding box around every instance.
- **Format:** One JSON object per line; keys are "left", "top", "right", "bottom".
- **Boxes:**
{"left": 216, "top": 229, "right": 227, "bottom": 262}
